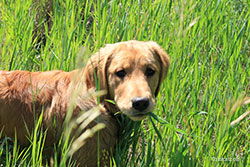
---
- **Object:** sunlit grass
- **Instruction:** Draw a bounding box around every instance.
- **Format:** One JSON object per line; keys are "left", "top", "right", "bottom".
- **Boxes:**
{"left": 0, "top": 0, "right": 250, "bottom": 166}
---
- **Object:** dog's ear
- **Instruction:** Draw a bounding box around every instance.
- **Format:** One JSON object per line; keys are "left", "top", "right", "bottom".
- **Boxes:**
{"left": 147, "top": 42, "right": 170, "bottom": 96}
{"left": 84, "top": 45, "right": 114, "bottom": 99}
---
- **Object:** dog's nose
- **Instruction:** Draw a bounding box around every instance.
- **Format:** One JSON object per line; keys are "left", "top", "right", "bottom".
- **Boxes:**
{"left": 132, "top": 97, "right": 150, "bottom": 111}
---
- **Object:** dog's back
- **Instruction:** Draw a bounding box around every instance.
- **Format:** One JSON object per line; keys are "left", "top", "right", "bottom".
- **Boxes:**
{"left": 0, "top": 70, "right": 118, "bottom": 166}
{"left": 0, "top": 70, "right": 72, "bottom": 144}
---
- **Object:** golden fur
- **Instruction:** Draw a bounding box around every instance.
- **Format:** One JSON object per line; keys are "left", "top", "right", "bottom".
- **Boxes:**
{"left": 0, "top": 40, "right": 170, "bottom": 166}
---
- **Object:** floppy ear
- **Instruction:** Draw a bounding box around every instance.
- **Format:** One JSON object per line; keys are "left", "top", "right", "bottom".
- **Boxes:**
{"left": 147, "top": 41, "right": 170, "bottom": 96}
{"left": 84, "top": 45, "right": 114, "bottom": 100}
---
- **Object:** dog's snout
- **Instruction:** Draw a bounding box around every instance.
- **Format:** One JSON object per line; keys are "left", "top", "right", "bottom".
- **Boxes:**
{"left": 132, "top": 97, "right": 150, "bottom": 111}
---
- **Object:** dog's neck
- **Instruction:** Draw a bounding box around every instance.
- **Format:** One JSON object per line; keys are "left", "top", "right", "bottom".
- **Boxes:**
{"left": 103, "top": 100, "right": 119, "bottom": 115}
{"left": 68, "top": 69, "right": 120, "bottom": 117}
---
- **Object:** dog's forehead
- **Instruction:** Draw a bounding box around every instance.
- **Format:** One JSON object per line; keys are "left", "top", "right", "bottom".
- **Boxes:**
{"left": 110, "top": 43, "right": 156, "bottom": 66}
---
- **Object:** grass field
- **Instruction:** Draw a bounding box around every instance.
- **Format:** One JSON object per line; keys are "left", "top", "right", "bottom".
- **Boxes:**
{"left": 0, "top": 0, "right": 250, "bottom": 166}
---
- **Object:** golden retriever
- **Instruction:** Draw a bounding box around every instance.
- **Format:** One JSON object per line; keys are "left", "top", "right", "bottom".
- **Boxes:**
{"left": 0, "top": 40, "right": 170, "bottom": 166}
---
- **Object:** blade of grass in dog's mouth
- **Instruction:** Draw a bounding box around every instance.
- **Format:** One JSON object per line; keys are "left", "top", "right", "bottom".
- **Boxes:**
{"left": 149, "top": 112, "right": 187, "bottom": 135}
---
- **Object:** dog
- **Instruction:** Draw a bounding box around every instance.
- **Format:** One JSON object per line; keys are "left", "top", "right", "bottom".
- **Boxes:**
{"left": 0, "top": 40, "right": 170, "bottom": 166}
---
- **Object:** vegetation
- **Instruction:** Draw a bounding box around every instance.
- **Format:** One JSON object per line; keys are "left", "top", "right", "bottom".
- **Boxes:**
{"left": 0, "top": 0, "right": 250, "bottom": 166}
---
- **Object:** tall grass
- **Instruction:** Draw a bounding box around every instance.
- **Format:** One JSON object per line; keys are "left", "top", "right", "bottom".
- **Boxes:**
{"left": 0, "top": 0, "right": 250, "bottom": 166}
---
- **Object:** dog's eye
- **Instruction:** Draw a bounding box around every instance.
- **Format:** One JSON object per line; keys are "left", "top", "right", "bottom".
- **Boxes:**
{"left": 115, "top": 70, "right": 126, "bottom": 78}
{"left": 145, "top": 68, "right": 155, "bottom": 77}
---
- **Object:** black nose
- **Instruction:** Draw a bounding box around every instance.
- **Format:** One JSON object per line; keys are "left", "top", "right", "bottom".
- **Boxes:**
{"left": 132, "top": 97, "right": 150, "bottom": 111}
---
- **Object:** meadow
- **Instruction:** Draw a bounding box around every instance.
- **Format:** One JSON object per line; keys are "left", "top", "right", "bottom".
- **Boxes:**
{"left": 0, "top": 0, "right": 250, "bottom": 166}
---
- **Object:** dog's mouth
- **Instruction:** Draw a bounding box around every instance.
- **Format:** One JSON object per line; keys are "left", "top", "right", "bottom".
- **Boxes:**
{"left": 128, "top": 112, "right": 150, "bottom": 121}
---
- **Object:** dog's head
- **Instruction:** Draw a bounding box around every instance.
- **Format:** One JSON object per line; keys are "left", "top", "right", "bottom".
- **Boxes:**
{"left": 84, "top": 40, "right": 170, "bottom": 121}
